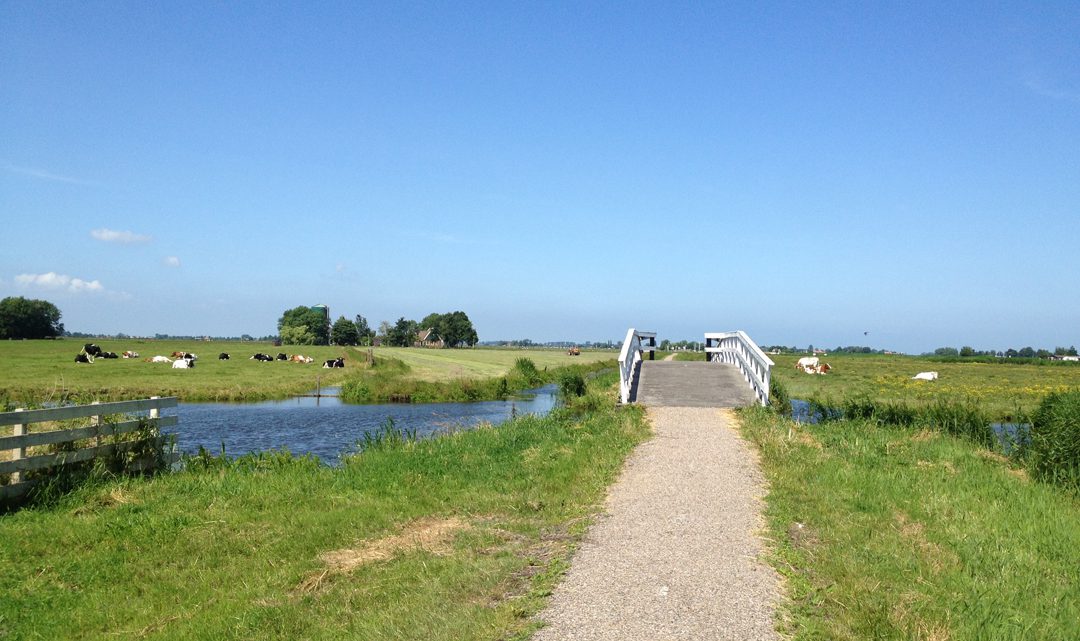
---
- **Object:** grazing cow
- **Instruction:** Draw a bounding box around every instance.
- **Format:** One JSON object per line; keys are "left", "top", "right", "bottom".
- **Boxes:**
{"left": 149, "top": 355, "right": 173, "bottom": 363}
{"left": 84, "top": 343, "right": 103, "bottom": 357}
{"left": 219, "top": 352, "right": 230, "bottom": 360}
{"left": 276, "top": 353, "right": 288, "bottom": 361}
{"left": 122, "top": 350, "right": 139, "bottom": 359}
{"left": 75, "top": 353, "right": 93, "bottom": 364}
{"left": 323, "top": 357, "right": 345, "bottom": 368}
{"left": 912, "top": 371, "right": 939, "bottom": 381}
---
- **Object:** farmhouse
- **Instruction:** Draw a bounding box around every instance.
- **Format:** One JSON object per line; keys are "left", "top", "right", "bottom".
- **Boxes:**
{"left": 415, "top": 328, "right": 444, "bottom": 348}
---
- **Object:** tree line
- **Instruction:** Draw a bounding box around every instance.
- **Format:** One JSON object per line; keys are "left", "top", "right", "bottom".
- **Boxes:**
{"left": 277, "top": 306, "right": 477, "bottom": 348}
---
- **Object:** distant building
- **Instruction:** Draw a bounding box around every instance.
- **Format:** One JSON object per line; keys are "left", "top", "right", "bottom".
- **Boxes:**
{"left": 415, "top": 328, "right": 444, "bottom": 348}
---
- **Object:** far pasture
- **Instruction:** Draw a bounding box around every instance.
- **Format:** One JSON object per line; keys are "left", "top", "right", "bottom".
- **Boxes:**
{"left": 0, "top": 339, "right": 353, "bottom": 404}
{"left": 771, "top": 352, "right": 1080, "bottom": 419}
{"left": 364, "top": 346, "right": 615, "bottom": 380}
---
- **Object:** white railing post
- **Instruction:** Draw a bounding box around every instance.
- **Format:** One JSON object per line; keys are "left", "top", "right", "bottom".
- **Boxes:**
{"left": 704, "top": 331, "right": 774, "bottom": 406}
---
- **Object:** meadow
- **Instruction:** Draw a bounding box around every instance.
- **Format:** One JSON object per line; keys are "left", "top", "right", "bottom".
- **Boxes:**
{"left": 740, "top": 406, "right": 1079, "bottom": 640}
{"left": 769, "top": 352, "right": 1080, "bottom": 420}
{"left": 0, "top": 340, "right": 613, "bottom": 407}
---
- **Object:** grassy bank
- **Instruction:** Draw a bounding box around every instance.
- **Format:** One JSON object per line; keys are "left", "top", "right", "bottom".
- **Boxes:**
{"left": 0, "top": 372, "right": 649, "bottom": 640}
{"left": 739, "top": 406, "right": 1080, "bottom": 640}
{"left": 339, "top": 356, "right": 613, "bottom": 404}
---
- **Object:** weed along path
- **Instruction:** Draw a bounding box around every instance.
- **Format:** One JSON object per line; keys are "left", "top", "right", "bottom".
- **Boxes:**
{"left": 533, "top": 407, "right": 781, "bottom": 640}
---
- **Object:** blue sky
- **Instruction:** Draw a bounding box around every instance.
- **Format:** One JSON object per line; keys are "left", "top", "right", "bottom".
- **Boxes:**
{"left": 2, "top": 2, "right": 1078, "bottom": 353}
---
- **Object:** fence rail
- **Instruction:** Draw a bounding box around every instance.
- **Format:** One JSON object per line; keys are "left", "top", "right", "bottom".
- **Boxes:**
{"left": 619, "top": 328, "right": 657, "bottom": 404}
{"left": 704, "top": 331, "right": 774, "bottom": 406}
{"left": 1, "top": 397, "right": 178, "bottom": 500}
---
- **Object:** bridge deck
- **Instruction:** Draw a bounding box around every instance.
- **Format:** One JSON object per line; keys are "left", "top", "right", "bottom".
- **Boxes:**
{"left": 632, "top": 361, "right": 758, "bottom": 408}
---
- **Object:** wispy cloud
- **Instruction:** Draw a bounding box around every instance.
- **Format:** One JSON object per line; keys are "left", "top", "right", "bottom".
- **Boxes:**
{"left": 15, "top": 272, "right": 105, "bottom": 294}
{"left": 1, "top": 161, "right": 99, "bottom": 186}
{"left": 91, "top": 228, "right": 153, "bottom": 244}
{"left": 163, "top": 256, "right": 181, "bottom": 268}
{"left": 1023, "top": 72, "right": 1080, "bottom": 104}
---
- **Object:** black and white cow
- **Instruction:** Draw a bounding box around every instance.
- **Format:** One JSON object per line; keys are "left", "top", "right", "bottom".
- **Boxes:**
{"left": 219, "top": 352, "right": 230, "bottom": 360}
{"left": 322, "top": 357, "right": 345, "bottom": 368}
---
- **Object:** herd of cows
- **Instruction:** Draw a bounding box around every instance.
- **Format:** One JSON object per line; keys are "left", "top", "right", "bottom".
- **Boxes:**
{"left": 74, "top": 344, "right": 347, "bottom": 369}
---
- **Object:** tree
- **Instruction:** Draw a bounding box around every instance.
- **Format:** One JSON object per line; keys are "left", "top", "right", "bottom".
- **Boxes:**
{"left": 420, "top": 310, "right": 477, "bottom": 348}
{"left": 1018, "top": 347, "right": 1036, "bottom": 358}
{"left": 354, "top": 315, "right": 373, "bottom": 345}
{"left": 934, "top": 347, "right": 959, "bottom": 357}
{"left": 377, "top": 320, "right": 392, "bottom": 339}
{"left": 960, "top": 346, "right": 975, "bottom": 357}
{"left": 331, "top": 316, "right": 360, "bottom": 346}
{"left": 279, "top": 325, "right": 317, "bottom": 345}
{"left": 278, "top": 306, "right": 329, "bottom": 345}
{"left": 387, "top": 317, "right": 419, "bottom": 347}
{"left": 0, "top": 296, "right": 64, "bottom": 339}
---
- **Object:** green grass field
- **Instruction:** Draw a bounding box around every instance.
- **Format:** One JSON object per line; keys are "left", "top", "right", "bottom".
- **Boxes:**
{"left": 364, "top": 346, "right": 615, "bottom": 380}
{"left": 0, "top": 374, "right": 649, "bottom": 641}
{"left": 0, "top": 340, "right": 616, "bottom": 406}
{"left": 740, "top": 407, "right": 1080, "bottom": 640}
{"left": 770, "top": 353, "right": 1080, "bottom": 420}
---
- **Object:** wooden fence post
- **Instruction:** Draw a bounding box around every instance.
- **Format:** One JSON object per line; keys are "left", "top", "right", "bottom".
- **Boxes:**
{"left": 91, "top": 400, "right": 102, "bottom": 447}
{"left": 11, "top": 409, "right": 25, "bottom": 484}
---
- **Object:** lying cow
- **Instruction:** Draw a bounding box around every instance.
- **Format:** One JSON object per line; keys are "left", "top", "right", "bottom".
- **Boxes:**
{"left": 323, "top": 357, "right": 345, "bottom": 368}
{"left": 796, "top": 357, "right": 830, "bottom": 374}
{"left": 172, "top": 358, "right": 194, "bottom": 369}
{"left": 290, "top": 354, "right": 314, "bottom": 363}
{"left": 75, "top": 353, "right": 94, "bottom": 364}
{"left": 122, "top": 350, "right": 139, "bottom": 359}
{"left": 912, "top": 371, "right": 939, "bottom": 381}
{"left": 148, "top": 355, "right": 173, "bottom": 363}
{"left": 100, "top": 351, "right": 119, "bottom": 359}
{"left": 250, "top": 353, "right": 274, "bottom": 361}
{"left": 219, "top": 352, "right": 230, "bottom": 360}
{"left": 277, "top": 353, "right": 289, "bottom": 361}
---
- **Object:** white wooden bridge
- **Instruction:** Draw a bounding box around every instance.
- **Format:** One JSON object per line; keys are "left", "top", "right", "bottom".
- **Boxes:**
{"left": 619, "top": 328, "right": 774, "bottom": 408}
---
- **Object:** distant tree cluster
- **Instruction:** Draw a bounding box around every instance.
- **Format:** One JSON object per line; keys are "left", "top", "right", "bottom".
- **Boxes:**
{"left": 659, "top": 340, "right": 703, "bottom": 351}
{"left": 930, "top": 345, "right": 1077, "bottom": 359}
{"left": 376, "top": 311, "right": 478, "bottom": 348}
{"left": 0, "top": 296, "right": 64, "bottom": 339}
{"left": 278, "top": 306, "right": 331, "bottom": 345}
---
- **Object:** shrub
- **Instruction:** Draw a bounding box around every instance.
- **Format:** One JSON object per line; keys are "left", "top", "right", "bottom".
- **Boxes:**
{"left": 921, "top": 400, "right": 992, "bottom": 447}
{"left": 1024, "top": 390, "right": 1080, "bottom": 491}
{"left": 513, "top": 358, "right": 542, "bottom": 386}
{"left": 769, "top": 377, "right": 792, "bottom": 416}
{"left": 558, "top": 372, "right": 587, "bottom": 399}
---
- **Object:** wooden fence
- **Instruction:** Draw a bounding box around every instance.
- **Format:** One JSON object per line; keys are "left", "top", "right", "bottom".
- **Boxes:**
{"left": 1, "top": 397, "right": 179, "bottom": 501}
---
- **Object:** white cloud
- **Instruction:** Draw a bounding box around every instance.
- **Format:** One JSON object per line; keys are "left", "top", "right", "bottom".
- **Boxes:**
{"left": 15, "top": 272, "right": 106, "bottom": 294}
{"left": 1, "top": 161, "right": 98, "bottom": 185}
{"left": 91, "top": 228, "right": 152, "bottom": 244}
{"left": 163, "top": 256, "right": 181, "bottom": 268}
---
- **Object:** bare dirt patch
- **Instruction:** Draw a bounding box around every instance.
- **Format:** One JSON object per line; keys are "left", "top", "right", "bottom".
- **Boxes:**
{"left": 295, "top": 516, "right": 469, "bottom": 594}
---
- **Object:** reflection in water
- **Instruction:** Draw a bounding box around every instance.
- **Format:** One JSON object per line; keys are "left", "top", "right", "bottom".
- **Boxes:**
{"left": 164, "top": 385, "right": 558, "bottom": 464}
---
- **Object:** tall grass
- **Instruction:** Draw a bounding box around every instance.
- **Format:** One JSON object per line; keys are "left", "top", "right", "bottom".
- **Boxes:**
{"left": 740, "top": 406, "right": 1080, "bottom": 640}
{"left": 1023, "top": 389, "right": 1080, "bottom": 491}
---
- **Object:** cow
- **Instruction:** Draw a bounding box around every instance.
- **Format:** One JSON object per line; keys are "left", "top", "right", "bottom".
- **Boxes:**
{"left": 796, "top": 357, "right": 820, "bottom": 370}
{"left": 84, "top": 343, "right": 103, "bottom": 357}
{"left": 290, "top": 354, "right": 314, "bottom": 363}
{"left": 219, "top": 352, "right": 230, "bottom": 360}
{"left": 276, "top": 353, "right": 288, "bottom": 361}
{"left": 912, "top": 371, "right": 939, "bottom": 381}
{"left": 251, "top": 353, "right": 274, "bottom": 361}
{"left": 172, "top": 358, "right": 192, "bottom": 369}
{"left": 101, "top": 351, "right": 119, "bottom": 359}
{"left": 75, "top": 353, "right": 93, "bottom": 364}
{"left": 171, "top": 351, "right": 185, "bottom": 358}
{"left": 323, "top": 357, "right": 345, "bottom": 368}
{"left": 122, "top": 351, "right": 139, "bottom": 359}
{"left": 149, "top": 355, "right": 173, "bottom": 363}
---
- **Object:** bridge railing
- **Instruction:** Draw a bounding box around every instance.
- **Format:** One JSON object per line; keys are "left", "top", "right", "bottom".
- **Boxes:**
{"left": 618, "top": 328, "right": 656, "bottom": 404}
{"left": 704, "top": 331, "right": 773, "bottom": 406}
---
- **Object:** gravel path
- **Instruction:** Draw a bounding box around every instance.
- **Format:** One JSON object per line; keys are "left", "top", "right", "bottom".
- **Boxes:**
{"left": 532, "top": 407, "right": 782, "bottom": 640}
